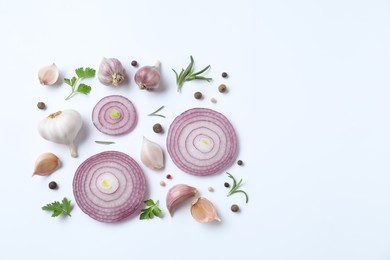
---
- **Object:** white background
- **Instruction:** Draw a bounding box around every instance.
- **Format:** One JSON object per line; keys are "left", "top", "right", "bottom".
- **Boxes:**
{"left": 1, "top": 0, "right": 390, "bottom": 259}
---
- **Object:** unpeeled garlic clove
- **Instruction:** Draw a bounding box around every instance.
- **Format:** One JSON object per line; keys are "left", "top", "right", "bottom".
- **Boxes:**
{"left": 33, "top": 152, "right": 61, "bottom": 176}
{"left": 140, "top": 136, "right": 164, "bottom": 170}
{"left": 38, "top": 63, "right": 59, "bottom": 86}
{"left": 166, "top": 184, "right": 198, "bottom": 216}
{"left": 190, "top": 197, "right": 221, "bottom": 223}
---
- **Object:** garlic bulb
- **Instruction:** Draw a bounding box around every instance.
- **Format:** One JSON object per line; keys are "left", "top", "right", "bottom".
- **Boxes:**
{"left": 166, "top": 184, "right": 198, "bottom": 216}
{"left": 140, "top": 136, "right": 164, "bottom": 170}
{"left": 33, "top": 152, "right": 61, "bottom": 176}
{"left": 134, "top": 61, "right": 161, "bottom": 90}
{"left": 38, "top": 63, "right": 59, "bottom": 86}
{"left": 190, "top": 197, "right": 221, "bottom": 223}
{"left": 98, "top": 57, "right": 126, "bottom": 86}
{"left": 38, "top": 110, "right": 83, "bottom": 158}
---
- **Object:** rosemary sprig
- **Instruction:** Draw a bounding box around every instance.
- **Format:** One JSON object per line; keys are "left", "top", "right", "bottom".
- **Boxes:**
{"left": 95, "top": 141, "right": 115, "bottom": 145}
{"left": 148, "top": 105, "right": 166, "bottom": 118}
{"left": 172, "top": 56, "right": 212, "bottom": 92}
{"left": 226, "top": 172, "right": 249, "bottom": 203}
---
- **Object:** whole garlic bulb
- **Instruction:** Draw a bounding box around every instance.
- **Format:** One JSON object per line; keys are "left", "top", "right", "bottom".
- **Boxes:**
{"left": 38, "top": 110, "right": 83, "bottom": 158}
{"left": 134, "top": 61, "right": 161, "bottom": 90}
{"left": 98, "top": 57, "right": 126, "bottom": 86}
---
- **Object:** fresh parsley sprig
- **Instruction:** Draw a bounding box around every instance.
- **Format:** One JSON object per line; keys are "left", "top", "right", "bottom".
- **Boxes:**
{"left": 226, "top": 172, "right": 249, "bottom": 203}
{"left": 64, "top": 67, "right": 95, "bottom": 100}
{"left": 42, "top": 197, "right": 72, "bottom": 217}
{"left": 140, "top": 199, "right": 162, "bottom": 220}
{"left": 148, "top": 105, "right": 166, "bottom": 118}
{"left": 172, "top": 56, "right": 212, "bottom": 92}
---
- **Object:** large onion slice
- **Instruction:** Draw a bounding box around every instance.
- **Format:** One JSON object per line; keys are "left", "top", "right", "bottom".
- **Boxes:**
{"left": 167, "top": 108, "right": 238, "bottom": 176}
{"left": 92, "top": 95, "right": 137, "bottom": 135}
{"left": 73, "top": 151, "right": 147, "bottom": 223}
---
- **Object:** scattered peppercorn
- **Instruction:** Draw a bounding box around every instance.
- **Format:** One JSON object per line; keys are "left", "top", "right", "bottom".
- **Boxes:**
{"left": 208, "top": 186, "right": 214, "bottom": 192}
{"left": 231, "top": 204, "right": 239, "bottom": 212}
{"left": 153, "top": 123, "right": 163, "bottom": 133}
{"left": 218, "top": 84, "right": 227, "bottom": 93}
{"left": 237, "top": 160, "right": 243, "bottom": 166}
{"left": 210, "top": 97, "right": 217, "bottom": 104}
{"left": 37, "top": 102, "right": 46, "bottom": 110}
{"left": 224, "top": 182, "right": 230, "bottom": 188}
{"left": 131, "top": 60, "right": 138, "bottom": 67}
{"left": 160, "top": 181, "right": 166, "bottom": 187}
{"left": 166, "top": 174, "right": 172, "bottom": 179}
{"left": 194, "top": 91, "right": 202, "bottom": 99}
{"left": 222, "top": 72, "right": 228, "bottom": 78}
{"left": 48, "top": 181, "right": 57, "bottom": 190}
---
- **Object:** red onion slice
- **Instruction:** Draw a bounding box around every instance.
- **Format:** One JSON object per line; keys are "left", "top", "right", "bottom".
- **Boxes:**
{"left": 92, "top": 95, "right": 137, "bottom": 135}
{"left": 73, "top": 151, "right": 147, "bottom": 223}
{"left": 167, "top": 108, "right": 238, "bottom": 176}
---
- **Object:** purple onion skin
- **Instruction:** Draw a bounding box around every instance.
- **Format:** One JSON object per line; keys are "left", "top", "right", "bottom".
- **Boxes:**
{"left": 134, "top": 65, "right": 160, "bottom": 90}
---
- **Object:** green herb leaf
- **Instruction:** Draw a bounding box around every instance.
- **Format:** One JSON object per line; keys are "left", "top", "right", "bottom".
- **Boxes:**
{"left": 42, "top": 197, "right": 72, "bottom": 217}
{"left": 64, "top": 78, "right": 71, "bottom": 86}
{"left": 77, "top": 83, "right": 91, "bottom": 94}
{"left": 226, "top": 172, "right": 249, "bottom": 203}
{"left": 139, "top": 199, "right": 162, "bottom": 220}
{"left": 148, "top": 105, "right": 166, "bottom": 118}
{"left": 95, "top": 141, "right": 115, "bottom": 145}
{"left": 64, "top": 66, "right": 95, "bottom": 100}
{"left": 172, "top": 56, "right": 212, "bottom": 92}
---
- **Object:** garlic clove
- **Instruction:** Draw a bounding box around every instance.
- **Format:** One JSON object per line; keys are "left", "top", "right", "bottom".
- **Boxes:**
{"left": 190, "top": 197, "right": 221, "bottom": 223}
{"left": 98, "top": 57, "right": 126, "bottom": 86}
{"left": 140, "top": 136, "right": 164, "bottom": 170}
{"left": 134, "top": 61, "right": 161, "bottom": 90}
{"left": 38, "top": 63, "right": 59, "bottom": 86}
{"left": 166, "top": 184, "right": 198, "bottom": 216}
{"left": 33, "top": 152, "right": 61, "bottom": 176}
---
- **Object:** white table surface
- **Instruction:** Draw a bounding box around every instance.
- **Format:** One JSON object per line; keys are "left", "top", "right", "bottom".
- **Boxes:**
{"left": 1, "top": 0, "right": 390, "bottom": 259}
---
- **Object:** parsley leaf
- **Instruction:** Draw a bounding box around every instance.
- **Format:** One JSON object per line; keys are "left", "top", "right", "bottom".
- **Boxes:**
{"left": 172, "top": 56, "right": 212, "bottom": 92}
{"left": 42, "top": 197, "right": 72, "bottom": 217}
{"left": 139, "top": 199, "right": 162, "bottom": 220}
{"left": 64, "top": 67, "right": 95, "bottom": 100}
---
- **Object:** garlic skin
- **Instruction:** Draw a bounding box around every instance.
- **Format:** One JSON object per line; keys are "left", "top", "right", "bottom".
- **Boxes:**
{"left": 134, "top": 61, "right": 161, "bottom": 90}
{"left": 38, "top": 110, "right": 82, "bottom": 158}
{"left": 140, "top": 136, "right": 164, "bottom": 170}
{"left": 166, "top": 184, "right": 198, "bottom": 216}
{"left": 33, "top": 152, "right": 61, "bottom": 176}
{"left": 38, "top": 63, "right": 59, "bottom": 86}
{"left": 98, "top": 57, "right": 126, "bottom": 86}
{"left": 191, "top": 197, "right": 221, "bottom": 223}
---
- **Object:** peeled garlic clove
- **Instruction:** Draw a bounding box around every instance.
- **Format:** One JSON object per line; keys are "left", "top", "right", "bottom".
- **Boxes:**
{"left": 191, "top": 197, "right": 221, "bottom": 223}
{"left": 140, "top": 136, "right": 164, "bottom": 170}
{"left": 98, "top": 57, "right": 126, "bottom": 86}
{"left": 38, "top": 63, "right": 59, "bottom": 86}
{"left": 33, "top": 152, "right": 61, "bottom": 176}
{"left": 134, "top": 61, "right": 161, "bottom": 90}
{"left": 166, "top": 184, "right": 198, "bottom": 216}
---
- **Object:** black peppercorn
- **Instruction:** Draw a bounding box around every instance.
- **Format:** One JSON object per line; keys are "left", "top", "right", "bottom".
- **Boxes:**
{"left": 194, "top": 91, "right": 202, "bottom": 99}
{"left": 48, "top": 181, "right": 57, "bottom": 190}
{"left": 224, "top": 182, "right": 230, "bottom": 188}
{"left": 218, "top": 84, "right": 227, "bottom": 93}
{"left": 231, "top": 204, "right": 239, "bottom": 212}
{"left": 37, "top": 102, "right": 46, "bottom": 110}
{"left": 237, "top": 160, "right": 243, "bottom": 166}
{"left": 153, "top": 123, "right": 163, "bottom": 133}
{"left": 131, "top": 60, "right": 138, "bottom": 67}
{"left": 221, "top": 72, "right": 228, "bottom": 78}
